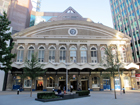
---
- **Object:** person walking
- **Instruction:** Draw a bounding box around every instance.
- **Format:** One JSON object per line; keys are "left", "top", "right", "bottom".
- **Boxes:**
{"left": 88, "top": 87, "right": 90, "bottom": 95}
{"left": 123, "top": 87, "right": 125, "bottom": 94}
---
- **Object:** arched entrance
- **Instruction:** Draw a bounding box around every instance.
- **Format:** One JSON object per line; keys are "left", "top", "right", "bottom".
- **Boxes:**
{"left": 36, "top": 77, "right": 43, "bottom": 90}
{"left": 81, "top": 76, "right": 88, "bottom": 90}
{"left": 70, "top": 75, "right": 77, "bottom": 90}
{"left": 58, "top": 76, "right": 66, "bottom": 90}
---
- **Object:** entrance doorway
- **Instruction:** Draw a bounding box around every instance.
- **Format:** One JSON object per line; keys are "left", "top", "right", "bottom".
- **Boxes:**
{"left": 70, "top": 81, "right": 77, "bottom": 90}
{"left": 103, "top": 79, "right": 110, "bottom": 90}
{"left": 36, "top": 80, "right": 43, "bottom": 90}
{"left": 59, "top": 81, "right": 66, "bottom": 90}
{"left": 81, "top": 81, "right": 88, "bottom": 90}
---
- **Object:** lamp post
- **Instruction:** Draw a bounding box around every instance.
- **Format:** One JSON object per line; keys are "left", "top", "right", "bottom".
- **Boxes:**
{"left": 66, "top": 57, "right": 68, "bottom": 92}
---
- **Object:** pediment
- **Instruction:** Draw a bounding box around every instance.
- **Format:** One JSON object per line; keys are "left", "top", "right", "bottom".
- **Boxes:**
{"left": 12, "top": 20, "right": 131, "bottom": 40}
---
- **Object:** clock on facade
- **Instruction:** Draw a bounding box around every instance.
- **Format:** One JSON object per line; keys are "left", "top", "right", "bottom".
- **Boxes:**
{"left": 68, "top": 28, "right": 78, "bottom": 36}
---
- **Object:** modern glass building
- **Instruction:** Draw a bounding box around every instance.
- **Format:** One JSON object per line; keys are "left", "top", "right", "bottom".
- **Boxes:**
{"left": 31, "top": 0, "right": 41, "bottom": 11}
{"left": 110, "top": 0, "right": 140, "bottom": 62}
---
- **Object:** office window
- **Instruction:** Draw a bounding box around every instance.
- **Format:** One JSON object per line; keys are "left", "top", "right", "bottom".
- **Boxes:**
{"left": 28, "top": 46, "right": 34, "bottom": 62}
{"left": 70, "top": 46, "right": 77, "bottom": 63}
{"left": 38, "top": 46, "right": 44, "bottom": 62}
{"left": 49, "top": 46, "right": 55, "bottom": 63}
{"left": 80, "top": 46, "right": 87, "bottom": 63}
{"left": 17, "top": 46, "right": 24, "bottom": 62}
{"left": 91, "top": 47, "right": 97, "bottom": 63}
{"left": 60, "top": 47, "right": 66, "bottom": 63}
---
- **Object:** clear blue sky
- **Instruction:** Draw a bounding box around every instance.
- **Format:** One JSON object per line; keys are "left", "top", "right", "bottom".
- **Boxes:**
{"left": 40, "top": 0, "right": 113, "bottom": 28}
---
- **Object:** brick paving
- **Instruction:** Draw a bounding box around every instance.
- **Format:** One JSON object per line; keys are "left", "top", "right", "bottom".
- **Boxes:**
{"left": 0, "top": 91, "right": 140, "bottom": 105}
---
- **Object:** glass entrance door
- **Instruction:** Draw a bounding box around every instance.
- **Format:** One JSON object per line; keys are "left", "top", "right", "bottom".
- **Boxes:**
{"left": 103, "top": 79, "right": 110, "bottom": 90}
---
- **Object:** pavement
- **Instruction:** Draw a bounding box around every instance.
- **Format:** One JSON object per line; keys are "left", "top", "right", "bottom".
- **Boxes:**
{"left": 0, "top": 90, "right": 140, "bottom": 105}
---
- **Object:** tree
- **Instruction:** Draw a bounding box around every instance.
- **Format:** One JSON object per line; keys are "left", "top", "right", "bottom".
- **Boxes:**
{"left": 101, "top": 46, "right": 123, "bottom": 99}
{"left": 23, "top": 53, "right": 46, "bottom": 97}
{"left": 0, "top": 12, "right": 16, "bottom": 73}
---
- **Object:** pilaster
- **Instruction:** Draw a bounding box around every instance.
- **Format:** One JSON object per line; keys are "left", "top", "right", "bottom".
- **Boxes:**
{"left": 87, "top": 44, "right": 91, "bottom": 63}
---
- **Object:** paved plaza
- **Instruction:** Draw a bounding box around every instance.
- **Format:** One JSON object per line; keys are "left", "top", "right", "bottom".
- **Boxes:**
{"left": 0, "top": 91, "right": 140, "bottom": 105}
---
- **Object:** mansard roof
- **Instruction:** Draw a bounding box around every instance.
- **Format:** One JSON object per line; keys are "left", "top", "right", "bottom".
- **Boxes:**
{"left": 12, "top": 20, "right": 131, "bottom": 41}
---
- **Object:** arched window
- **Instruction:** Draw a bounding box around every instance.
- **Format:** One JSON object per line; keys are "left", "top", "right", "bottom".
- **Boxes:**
{"left": 49, "top": 46, "right": 55, "bottom": 62}
{"left": 70, "top": 46, "right": 76, "bottom": 63}
{"left": 60, "top": 47, "right": 66, "bottom": 63}
{"left": 38, "top": 46, "right": 44, "bottom": 62}
{"left": 17, "top": 46, "right": 24, "bottom": 62}
{"left": 24, "top": 77, "right": 32, "bottom": 88}
{"left": 80, "top": 47, "right": 87, "bottom": 63}
{"left": 28, "top": 46, "right": 34, "bottom": 62}
{"left": 120, "top": 47, "right": 126, "bottom": 62}
{"left": 100, "top": 47, "right": 106, "bottom": 64}
{"left": 91, "top": 47, "right": 97, "bottom": 63}
{"left": 47, "top": 77, "right": 55, "bottom": 87}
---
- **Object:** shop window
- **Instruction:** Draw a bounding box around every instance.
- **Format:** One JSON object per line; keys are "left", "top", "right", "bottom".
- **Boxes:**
{"left": 59, "top": 46, "right": 66, "bottom": 63}
{"left": 49, "top": 46, "right": 55, "bottom": 63}
{"left": 70, "top": 46, "right": 77, "bottom": 63}
{"left": 47, "top": 76, "right": 55, "bottom": 87}
{"left": 13, "top": 76, "right": 21, "bottom": 86}
{"left": 91, "top": 47, "right": 97, "bottom": 63}
{"left": 28, "top": 46, "right": 34, "bottom": 62}
{"left": 24, "top": 77, "right": 32, "bottom": 88}
{"left": 38, "top": 46, "right": 44, "bottom": 62}
{"left": 17, "top": 46, "right": 24, "bottom": 62}
{"left": 80, "top": 46, "right": 87, "bottom": 63}
{"left": 92, "top": 77, "right": 100, "bottom": 88}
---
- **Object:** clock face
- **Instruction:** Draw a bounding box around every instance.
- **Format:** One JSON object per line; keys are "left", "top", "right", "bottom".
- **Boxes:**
{"left": 68, "top": 28, "right": 78, "bottom": 36}
{"left": 70, "top": 29, "right": 76, "bottom": 35}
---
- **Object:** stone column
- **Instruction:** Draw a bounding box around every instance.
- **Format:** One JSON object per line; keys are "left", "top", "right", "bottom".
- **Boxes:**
{"left": 35, "top": 43, "right": 38, "bottom": 54}
{"left": 55, "top": 75, "right": 58, "bottom": 89}
{"left": 100, "top": 76, "right": 103, "bottom": 90}
{"left": 77, "top": 44, "right": 80, "bottom": 63}
{"left": 97, "top": 44, "right": 101, "bottom": 63}
{"left": 110, "top": 77, "right": 114, "bottom": 90}
{"left": 12, "top": 42, "right": 18, "bottom": 62}
{"left": 87, "top": 44, "right": 91, "bottom": 63}
{"left": 89, "top": 75, "right": 92, "bottom": 89}
{"left": 66, "top": 44, "right": 70, "bottom": 63}
{"left": 6, "top": 73, "right": 13, "bottom": 90}
{"left": 23, "top": 43, "right": 28, "bottom": 61}
{"left": 44, "top": 43, "right": 48, "bottom": 62}
{"left": 43, "top": 76, "right": 46, "bottom": 90}
{"left": 56, "top": 43, "right": 59, "bottom": 63}
{"left": 77, "top": 75, "right": 81, "bottom": 89}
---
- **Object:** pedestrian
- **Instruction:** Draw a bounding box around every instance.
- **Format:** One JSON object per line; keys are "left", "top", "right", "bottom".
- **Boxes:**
{"left": 123, "top": 87, "right": 125, "bottom": 94}
{"left": 70, "top": 85, "right": 73, "bottom": 93}
{"left": 52, "top": 88, "right": 54, "bottom": 92}
{"left": 17, "top": 88, "right": 19, "bottom": 95}
{"left": 88, "top": 87, "right": 90, "bottom": 94}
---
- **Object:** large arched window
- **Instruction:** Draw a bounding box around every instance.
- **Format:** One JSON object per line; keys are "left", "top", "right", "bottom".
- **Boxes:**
{"left": 49, "top": 46, "right": 55, "bottom": 62}
{"left": 70, "top": 46, "right": 77, "bottom": 63}
{"left": 91, "top": 47, "right": 97, "bottom": 63}
{"left": 120, "top": 47, "right": 126, "bottom": 62}
{"left": 38, "top": 46, "right": 45, "bottom": 62}
{"left": 60, "top": 47, "right": 66, "bottom": 63}
{"left": 17, "top": 46, "right": 24, "bottom": 62}
{"left": 100, "top": 46, "right": 106, "bottom": 64}
{"left": 47, "top": 76, "right": 55, "bottom": 87}
{"left": 28, "top": 46, "right": 34, "bottom": 62}
{"left": 80, "top": 46, "right": 87, "bottom": 63}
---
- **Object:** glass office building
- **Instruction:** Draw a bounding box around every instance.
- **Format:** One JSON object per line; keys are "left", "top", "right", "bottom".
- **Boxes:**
{"left": 110, "top": 0, "right": 140, "bottom": 62}
{"left": 31, "top": 0, "right": 41, "bottom": 11}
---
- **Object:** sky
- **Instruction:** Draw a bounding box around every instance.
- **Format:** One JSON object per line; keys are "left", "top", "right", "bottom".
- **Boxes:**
{"left": 40, "top": 0, "right": 113, "bottom": 28}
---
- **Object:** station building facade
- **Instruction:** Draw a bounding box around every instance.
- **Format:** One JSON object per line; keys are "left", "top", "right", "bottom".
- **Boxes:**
{"left": 6, "top": 7, "right": 139, "bottom": 91}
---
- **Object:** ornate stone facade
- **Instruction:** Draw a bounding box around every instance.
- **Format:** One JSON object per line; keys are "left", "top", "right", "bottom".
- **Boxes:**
{"left": 7, "top": 20, "right": 139, "bottom": 91}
